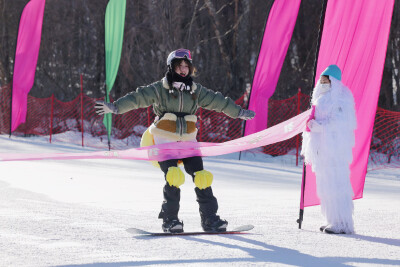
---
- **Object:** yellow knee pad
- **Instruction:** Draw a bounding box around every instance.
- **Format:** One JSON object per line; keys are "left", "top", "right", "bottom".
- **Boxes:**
{"left": 166, "top": 167, "right": 185, "bottom": 188}
{"left": 194, "top": 170, "right": 213, "bottom": 190}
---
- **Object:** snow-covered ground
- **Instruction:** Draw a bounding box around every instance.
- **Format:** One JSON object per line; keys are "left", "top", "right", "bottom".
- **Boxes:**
{"left": 0, "top": 134, "right": 399, "bottom": 267}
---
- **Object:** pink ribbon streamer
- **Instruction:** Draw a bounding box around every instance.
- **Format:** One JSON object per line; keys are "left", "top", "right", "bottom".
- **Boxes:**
{"left": 0, "top": 110, "right": 311, "bottom": 162}
{"left": 11, "top": 0, "right": 46, "bottom": 132}
{"left": 245, "top": 0, "right": 301, "bottom": 136}
{"left": 302, "top": 0, "right": 395, "bottom": 208}
{"left": 305, "top": 105, "right": 315, "bottom": 132}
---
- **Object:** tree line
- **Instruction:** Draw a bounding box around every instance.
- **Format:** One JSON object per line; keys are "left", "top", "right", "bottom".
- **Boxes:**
{"left": 0, "top": 0, "right": 399, "bottom": 111}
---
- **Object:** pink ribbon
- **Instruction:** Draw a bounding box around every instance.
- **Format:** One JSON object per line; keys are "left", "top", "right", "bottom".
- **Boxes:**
{"left": 1, "top": 110, "right": 311, "bottom": 162}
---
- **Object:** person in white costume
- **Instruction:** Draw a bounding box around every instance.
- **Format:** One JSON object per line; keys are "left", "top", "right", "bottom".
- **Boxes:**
{"left": 302, "top": 64, "right": 357, "bottom": 234}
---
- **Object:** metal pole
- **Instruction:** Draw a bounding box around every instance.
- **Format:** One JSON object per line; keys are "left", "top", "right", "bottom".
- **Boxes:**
{"left": 105, "top": 84, "right": 111, "bottom": 151}
{"left": 297, "top": 163, "right": 307, "bottom": 229}
{"left": 80, "top": 74, "right": 84, "bottom": 147}
{"left": 9, "top": 83, "right": 13, "bottom": 138}
{"left": 296, "top": 88, "right": 301, "bottom": 166}
{"left": 298, "top": 0, "right": 328, "bottom": 229}
{"left": 50, "top": 94, "right": 54, "bottom": 143}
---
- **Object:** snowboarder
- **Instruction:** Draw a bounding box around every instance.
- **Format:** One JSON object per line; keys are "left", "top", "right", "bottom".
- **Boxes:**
{"left": 95, "top": 48, "right": 255, "bottom": 233}
{"left": 302, "top": 64, "right": 357, "bottom": 234}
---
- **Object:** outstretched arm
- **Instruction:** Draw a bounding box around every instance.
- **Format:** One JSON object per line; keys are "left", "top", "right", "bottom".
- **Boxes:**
{"left": 95, "top": 84, "right": 159, "bottom": 115}
{"left": 197, "top": 85, "right": 255, "bottom": 120}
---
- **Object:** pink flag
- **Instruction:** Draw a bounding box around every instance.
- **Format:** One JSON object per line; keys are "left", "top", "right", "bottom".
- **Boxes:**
{"left": 244, "top": 0, "right": 301, "bottom": 136}
{"left": 11, "top": 0, "right": 46, "bottom": 132}
{"left": 302, "top": 0, "right": 395, "bottom": 207}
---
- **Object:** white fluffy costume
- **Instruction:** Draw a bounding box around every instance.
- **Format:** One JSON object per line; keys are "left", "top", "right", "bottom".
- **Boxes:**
{"left": 301, "top": 72, "right": 357, "bottom": 234}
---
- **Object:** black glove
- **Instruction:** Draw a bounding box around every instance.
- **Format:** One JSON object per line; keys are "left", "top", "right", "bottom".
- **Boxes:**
{"left": 238, "top": 109, "right": 256, "bottom": 120}
{"left": 95, "top": 101, "right": 118, "bottom": 115}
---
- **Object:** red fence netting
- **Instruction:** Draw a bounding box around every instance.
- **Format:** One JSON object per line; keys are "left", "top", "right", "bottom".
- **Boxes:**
{"left": 1, "top": 83, "right": 399, "bottom": 170}
{"left": 369, "top": 107, "right": 400, "bottom": 170}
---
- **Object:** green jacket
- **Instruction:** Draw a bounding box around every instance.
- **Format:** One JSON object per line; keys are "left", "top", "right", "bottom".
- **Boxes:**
{"left": 113, "top": 78, "right": 242, "bottom": 141}
{"left": 114, "top": 78, "right": 241, "bottom": 117}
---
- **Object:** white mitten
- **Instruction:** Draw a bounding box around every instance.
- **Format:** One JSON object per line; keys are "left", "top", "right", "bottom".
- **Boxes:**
{"left": 307, "top": 119, "right": 323, "bottom": 132}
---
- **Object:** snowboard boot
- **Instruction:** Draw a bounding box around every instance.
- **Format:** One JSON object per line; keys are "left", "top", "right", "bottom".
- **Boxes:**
{"left": 320, "top": 225, "right": 346, "bottom": 234}
{"left": 201, "top": 215, "right": 228, "bottom": 232}
{"left": 319, "top": 225, "right": 328, "bottom": 232}
{"left": 162, "top": 217, "right": 184, "bottom": 233}
{"left": 323, "top": 227, "right": 346, "bottom": 234}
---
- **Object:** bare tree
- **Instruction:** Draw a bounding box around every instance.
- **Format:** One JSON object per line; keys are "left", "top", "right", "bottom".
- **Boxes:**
{"left": 0, "top": 0, "right": 398, "bottom": 112}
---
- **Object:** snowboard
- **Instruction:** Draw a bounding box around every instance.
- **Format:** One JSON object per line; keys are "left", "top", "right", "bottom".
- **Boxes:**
{"left": 126, "top": 224, "right": 254, "bottom": 236}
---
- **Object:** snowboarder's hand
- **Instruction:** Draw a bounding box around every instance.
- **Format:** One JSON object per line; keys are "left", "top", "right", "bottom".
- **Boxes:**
{"left": 95, "top": 101, "right": 118, "bottom": 115}
{"left": 238, "top": 109, "right": 255, "bottom": 120}
{"left": 307, "top": 119, "right": 323, "bottom": 132}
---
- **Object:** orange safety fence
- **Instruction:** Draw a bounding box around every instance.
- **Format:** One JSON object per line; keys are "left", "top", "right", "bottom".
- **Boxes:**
{"left": 1, "top": 83, "right": 399, "bottom": 170}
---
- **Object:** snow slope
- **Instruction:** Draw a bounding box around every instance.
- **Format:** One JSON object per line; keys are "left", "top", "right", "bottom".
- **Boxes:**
{"left": 0, "top": 134, "right": 399, "bottom": 267}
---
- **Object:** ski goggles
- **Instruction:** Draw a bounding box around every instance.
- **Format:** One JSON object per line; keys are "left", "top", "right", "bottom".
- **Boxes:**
{"left": 173, "top": 49, "right": 192, "bottom": 62}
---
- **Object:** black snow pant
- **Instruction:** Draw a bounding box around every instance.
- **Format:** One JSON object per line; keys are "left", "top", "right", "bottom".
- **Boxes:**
{"left": 158, "top": 156, "right": 218, "bottom": 221}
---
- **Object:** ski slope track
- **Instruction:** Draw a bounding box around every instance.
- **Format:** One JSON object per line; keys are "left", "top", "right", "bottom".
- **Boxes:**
{"left": 0, "top": 134, "right": 399, "bottom": 267}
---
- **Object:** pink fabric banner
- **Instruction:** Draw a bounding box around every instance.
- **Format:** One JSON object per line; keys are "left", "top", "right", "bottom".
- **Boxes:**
{"left": 244, "top": 0, "right": 301, "bottom": 136}
{"left": 0, "top": 109, "right": 311, "bottom": 162}
{"left": 302, "top": 0, "right": 394, "bottom": 207}
{"left": 11, "top": 0, "right": 46, "bottom": 132}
